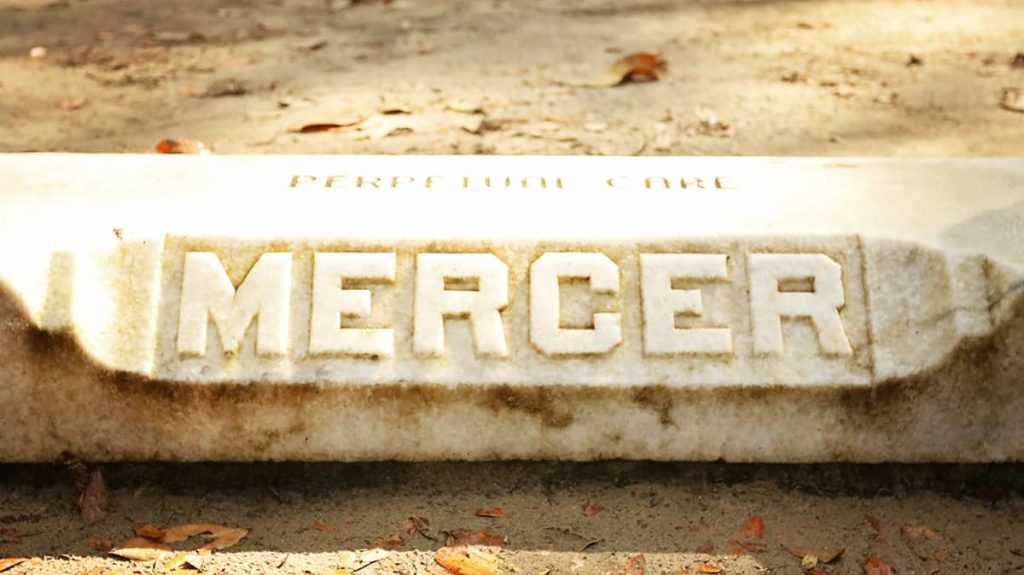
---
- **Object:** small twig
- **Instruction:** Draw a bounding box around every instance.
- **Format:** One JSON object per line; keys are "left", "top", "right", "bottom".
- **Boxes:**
{"left": 354, "top": 558, "right": 382, "bottom": 572}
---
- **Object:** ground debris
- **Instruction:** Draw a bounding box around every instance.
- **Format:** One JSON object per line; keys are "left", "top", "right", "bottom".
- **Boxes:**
{"left": 474, "top": 507, "right": 505, "bottom": 519}
{"left": 581, "top": 501, "right": 604, "bottom": 517}
{"left": 863, "top": 556, "right": 893, "bottom": 575}
{"left": 401, "top": 514, "right": 436, "bottom": 541}
{"left": 0, "top": 558, "right": 28, "bottom": 573}
{"left": 590, "top": 52, "right": 667, "bottom": 87}
{"left": 435, "top": 546, "right": 498, "bottom": 575}
{"left": 155, "top": 138, "right": 208, "bottom": 154}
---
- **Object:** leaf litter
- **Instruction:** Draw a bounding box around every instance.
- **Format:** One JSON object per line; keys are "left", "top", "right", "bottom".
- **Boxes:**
{"left": 435, "top": 546, "right": 498, "bottom": 575}
{"left": 474, "top": 507, "right": 505, "bottom": 519}
{"left": 109, "top": 522, "right": 247, "bottom": 561}
{"left": 591, "top": 52, "right": 667, "bottom": 87}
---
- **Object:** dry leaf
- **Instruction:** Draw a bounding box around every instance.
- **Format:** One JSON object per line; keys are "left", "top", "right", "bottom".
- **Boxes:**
{"left": 786, "top": 546, "right": 845, "bottom": 564}
{"left": 622, "top": 554, "right": 646, "bottom": 575}
{"left": 135, "top": 524, "right": 166, "bottom": 540}
{"left": 475, "top": 508, "right": 505, "bottom": 519}
{"left": 155, "top": 139, "right": 207, "bottom": 154}
{"left": 901, "top": 524, "right": 943, "bottom": 541}
{"left": 863, "top": 556, "right": 893, "bottom": 575}
{"left": 0, "top": 558, "right": 27, "bottom": 573}
{"left": 79, "top": 469, "right": 111, "bottom": 525}
{"left": 161, "top": 523, "right": 248, "bottom": 550}
{"left": 292, "top": 119, "right": 363, "bottom": 133}
{"left": 699, "top": 564, "right": 723, "bottom": 574}
{"left": 435, "top": 546, "right": 498, "bottom": 575}
{"left": 373, "top": 535, "right": 405, "bottom": 550}
{"left": 401, "top": 514, "right": 434, "bottom": 540}
{"left": 109, "top": 543, "right": 171, "bottom": 561}
{"left": 1001, "top": 87, "right": 1024, "bottom": 113}
{"left": 738, "top": 516, "right": 765, "bottom": 539}
{"left": 866, "top": 514, "right": 882, "bottom": 532}
{"left": 314, "top": 521, "right": 348, "bottom": 532}
{"left": 593, "top": 52, "right": 667, "bottom": 87}
{"left": 581, "top": 501, "right": 604, "bottom": 517}
{"left": 445, "top": 529, "right": 506, "bottom": 548}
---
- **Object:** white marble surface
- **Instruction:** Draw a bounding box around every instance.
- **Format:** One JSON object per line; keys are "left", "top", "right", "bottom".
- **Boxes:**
{"left": 0, "top": 155, "right": 1021, "bottom": 461}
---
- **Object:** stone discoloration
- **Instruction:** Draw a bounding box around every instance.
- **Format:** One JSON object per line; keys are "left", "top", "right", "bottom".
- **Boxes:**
{"left": 2, "top": 277, "right": 1023, "bottom": 462}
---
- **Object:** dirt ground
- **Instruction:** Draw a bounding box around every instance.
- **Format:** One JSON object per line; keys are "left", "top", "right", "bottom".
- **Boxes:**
{"left": 2, "top": 0, "right": 1024, "bottom": 574}
{"left": 1, "top": 0, "right": 1023, "bottom": 155}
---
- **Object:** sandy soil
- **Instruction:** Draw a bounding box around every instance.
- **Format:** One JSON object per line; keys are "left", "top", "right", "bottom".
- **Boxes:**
{"left": 2, "top": 0, "right": 1024, "bottom": 574}
{"left": 3, "top": 463, "right": 1024, "bottom": 575}
{"left": 1, "top": 0, "right": 1023, "bottom": 156}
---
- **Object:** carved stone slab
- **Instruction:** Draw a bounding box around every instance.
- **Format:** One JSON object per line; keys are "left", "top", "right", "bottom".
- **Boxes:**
{"left": 1, "top": 155, "right": 1022, "bottom": 461}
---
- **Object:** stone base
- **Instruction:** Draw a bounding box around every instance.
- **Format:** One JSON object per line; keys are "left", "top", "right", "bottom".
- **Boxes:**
{"left": 0, "top": 155, "right": 1022, "bottom": 461}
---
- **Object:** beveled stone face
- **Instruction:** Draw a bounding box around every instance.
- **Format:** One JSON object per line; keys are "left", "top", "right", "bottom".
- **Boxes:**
{"left": 0, "top": 155, "right": 1022, "bottom": 462}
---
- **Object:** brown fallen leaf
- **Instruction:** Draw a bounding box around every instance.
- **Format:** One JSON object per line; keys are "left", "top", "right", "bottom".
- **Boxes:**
{"left": 738, "top": 516, "right": 765, "bottom": 539}
{"left": 401, "top": 514, "right": 435, "bottom": 540}
{"left": 79, "top": 469, "right": 111, "bottom": 525}
{"left": 901, "top": 524, "right": 943, "bottom": 541}
{"left": 474, "top": 507, "right": 505, "bottom": 519}
{"left": 581, "top": 501, "right": 605, "bottom": 517}
{"left": 435, "top": 546, "right": 498, "bottom": 575}
{"left": 699, "top": 563, "right": 723, "bottom": 574}
{"left": 373, "top": 535, "right": 405, "bottom": 550}
{"left": 109, "top": 540, "right": 172, "bottom": 561}
{"left": 445, "top": 529, "right": 506, "bottom": 548}
{"left": 292, "top": 117, "right": 365, "bottom": 133}
{"left": 785, "top": 546, "right": 845, "bottom": 564}
{"left": 1001, "top": 87, "right": 1024, "bottom": 113}
{"left": 0, "top": 558, "right": 27, "bottom": 573}
{"left": 866, "top": 514, "right": 882, "bottom": 532}
{"left": 311, "top": 521, "right": 342, "bottom": 532}
{"left": 161, "top": 523, "right": 248, "bottom": 550}
{"left": 155, "top": 139, "right": 207, "bottom": 154}
{"left": 135, "top": 524, "right": 166, "bottom": 540}
{"left": 863, "top": 556, "right": 893, "bottom": 575}
{"left": 592, "top": 52, "right": 667, "bottom": 87}
{"left": 622, "top": 554, "right": 646, "bottom": 575}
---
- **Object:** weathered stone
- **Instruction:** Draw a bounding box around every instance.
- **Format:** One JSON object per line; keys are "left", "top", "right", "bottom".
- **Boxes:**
{"left": 0, "top": 154, "right": 1022, "bottom": 462}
